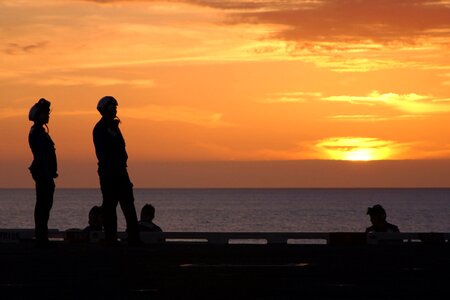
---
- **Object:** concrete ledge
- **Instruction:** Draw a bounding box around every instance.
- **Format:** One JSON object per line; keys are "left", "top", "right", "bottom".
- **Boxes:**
{"left": 1, "top": 229, "right": 449, "bottom": 245}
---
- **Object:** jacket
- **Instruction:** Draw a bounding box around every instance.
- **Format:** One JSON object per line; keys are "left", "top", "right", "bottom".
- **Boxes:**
{"left": 93, "top": 117, "right": 128, "bottom": 177}
{"left": 28, "top": 125, "right": 57, "bottom": 180}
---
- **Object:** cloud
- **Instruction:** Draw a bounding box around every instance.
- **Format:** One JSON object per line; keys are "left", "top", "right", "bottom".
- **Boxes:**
{"left": 3, "top": 42, "right": 48, "bottom": 55}
{"left": 329, "top": 114, "right": 426, "bottom": 122}
{"left": 121, "top": 105, "right": 234, "bottom": 127}
{"left": 81, "top": 0, "right": 320, "bottom": 10}
{"left": 226, "top": 0, "right": 450, "bottom": 71}
{"left": 228, "top": 0, "right": 450, "bottom": 42}
{"left": 0, "top": 107, "right": 27, "bottom": 120}
{"left": 0, "top": 104, "right": 230, "bottom": 129}
{"left": 260, "top": 89, "right": 450, "bottom": 115}
{"left": 315, "top": 137, "right": 408, "bottom": 160}
{"left": 81, "top": 0, "right": 450, "bottom": 43}
{"left": 322, "top": 91, "right": 450, "bottom": 114}
{"left": 16, "top": 75, "right": 155, "bottom": 87}
{"left": 261, "top": 91, "right": 322, "bottom": 103}
{"left": 57, "top": 110, "right": 96, "bottom": 116}
{"left": 3, "top": 0, "right": 450, "bottom": 73}
{"left": 115, "top": 0, "right": 449, "bottom": 72}
{"left": 329, "top": 115, "right": 394, "bottom": 122}
{"left": 0, "top": 107, "right": 98, "bottom": 120}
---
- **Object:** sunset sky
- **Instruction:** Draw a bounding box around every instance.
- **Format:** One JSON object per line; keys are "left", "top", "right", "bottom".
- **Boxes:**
{"left": 1, "top": 0, "right": 450, "bottom": 187}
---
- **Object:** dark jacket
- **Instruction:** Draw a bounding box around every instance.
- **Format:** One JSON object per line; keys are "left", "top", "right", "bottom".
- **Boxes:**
{"left": 28, "top": 125, "right": 57, "bottom": 180}
{"left": 93, "top": 117, "right": 128, "bottom": 177}
{"left": 365, "top": 222, "right": 400, "bottom": 233}
{"left": 139, "top": 221, "right": 162, "bottom": 232}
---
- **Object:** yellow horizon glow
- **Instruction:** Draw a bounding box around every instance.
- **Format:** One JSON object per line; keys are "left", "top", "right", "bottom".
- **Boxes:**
{"left": 316, "top": 137, "right": 396, "bottom": 161}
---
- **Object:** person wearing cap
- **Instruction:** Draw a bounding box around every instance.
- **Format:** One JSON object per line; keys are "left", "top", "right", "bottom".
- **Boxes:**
{"left": 28, "top": 98, "right": 58, "bottom": 245}
{"left": 93, "top": 96, "right": 141, "bottom": 245}
{"left": 365, "top": 204, "right": 400, "bottom": 233}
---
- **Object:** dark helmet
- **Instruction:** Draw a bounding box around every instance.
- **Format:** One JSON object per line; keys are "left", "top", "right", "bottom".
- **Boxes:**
{"left": 367, "top": 204, "right": 386, "bottom": 217}
{"left": 97, "top": 96, "right": 118, "bottom": 114}
{"left": 28, "top": 98, "right": 51, "bottom": 122}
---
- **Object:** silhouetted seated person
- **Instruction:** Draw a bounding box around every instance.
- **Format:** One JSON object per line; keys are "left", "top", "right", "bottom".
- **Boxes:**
{"left": 84, "top": 205, "right": 103, "bottom": 232}
{"left": 365, "top": 204, "right": 399, "bottom": 233}
{"left": 366, "top": 205, "right": 401, "bottom": 244}
{"left": 139, "top": 204, "right": 162, "bottom": 232}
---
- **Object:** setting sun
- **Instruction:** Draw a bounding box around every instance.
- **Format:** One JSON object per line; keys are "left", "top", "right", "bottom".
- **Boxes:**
{"left": 316, "top": 138, "right": 395, "bottom": 161}
{"left": 343, "top": 149, "right": 378, "bottom": 161}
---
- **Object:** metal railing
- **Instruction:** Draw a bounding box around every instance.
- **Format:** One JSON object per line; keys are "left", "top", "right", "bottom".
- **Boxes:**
{"left": 1, "top": 229, "right": 449, "bottom": 245}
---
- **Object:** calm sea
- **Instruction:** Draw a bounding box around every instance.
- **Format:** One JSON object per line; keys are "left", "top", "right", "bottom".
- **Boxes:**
{"left": 0, "top": 188, "right": 449, "bottom": 232}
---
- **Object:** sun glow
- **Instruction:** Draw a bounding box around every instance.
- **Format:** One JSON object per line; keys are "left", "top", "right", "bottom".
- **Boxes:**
{"left": 343, "top": 148, "right": 378, "bottom": 161}
{"left": 317, "top": 137, "right": 394, "bottom": 161}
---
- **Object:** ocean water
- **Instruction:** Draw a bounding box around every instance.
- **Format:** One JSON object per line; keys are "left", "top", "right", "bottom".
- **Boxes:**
{"left": 0, "top": 188, "right": 449, "bottom": 232}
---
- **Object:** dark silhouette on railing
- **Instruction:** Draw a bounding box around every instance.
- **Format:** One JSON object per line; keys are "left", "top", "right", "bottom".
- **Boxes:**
{"left": 93, "top": 96, "right": 141, "bottom": 246}
{"left": 139, "top": 204, "right": 162, "bottom": 232}
{"left": 365, "top": 204, "right": 400, "bottom": 233}
{"left": 28, "top": 98, "right": 58, "bottom": 247}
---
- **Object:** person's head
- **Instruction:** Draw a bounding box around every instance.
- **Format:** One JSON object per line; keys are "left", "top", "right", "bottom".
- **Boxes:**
{"left": 88, "top": 205, "right": 103, "bottom": 227}
{"left": 29, "top": 98, "right": 51, "bottom": 125}
{"left": 367, "top": 204, "right": 387, "bottom": 227}
{"left": 140, "top": 204, "right": 155, "bottom": 222}
{"left": 97, "top": 96, "right": 118, "bottom": 120}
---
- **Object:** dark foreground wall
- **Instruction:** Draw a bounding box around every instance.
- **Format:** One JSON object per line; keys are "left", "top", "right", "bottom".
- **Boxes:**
{"left": 0, "top": 242, "right": 449, "bottom": 300}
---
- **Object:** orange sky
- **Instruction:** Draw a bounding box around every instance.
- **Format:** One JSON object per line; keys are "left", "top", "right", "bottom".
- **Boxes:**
{"left": 1, "top": 0, "right": 450, "bottom": 187}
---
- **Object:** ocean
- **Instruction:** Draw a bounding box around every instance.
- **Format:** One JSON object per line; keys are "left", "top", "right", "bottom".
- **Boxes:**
{"left": 0, "top": 188, "right": 449, "bottom": 232}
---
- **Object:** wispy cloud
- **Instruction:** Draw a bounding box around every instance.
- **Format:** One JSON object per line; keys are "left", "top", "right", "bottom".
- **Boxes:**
{"left": 4, "top": 0, "right": 450, "bottom": 73}
{"left": 81, "top": 0, "right": 322, "bottom": 10}
{"left": 28, "top": 76, "right": 155, "bottom": 88}
{"left": 322, "top": 91, "right": 450, "bottom": 114}
{"left": 0, "top": 107, "right": 97, "bottom": 120}
{"left": 329, "top": 114, "right": 426, "bottom": 122}
{"left": 260, "top": 89, "right": 450, "bottom": 116}
{"left": 3, "top": 41, "right": 48, "bottom": 55}
{"left": 315, "top": 137, "right": 408, "bottom": 160}
{"left": 122, "top": 105, "right": 234, "bottom": 128}
{"left": 0, "top": 107, "right": 27, "bottom": 120}
{"left": 261, "top": 91, "right": 322, "bottom": 103}
{"left": 228, "top": 0, "right": 450, "bottom": 42}
{"left": 229, "top": 0, "right": 450, "bottom": 71}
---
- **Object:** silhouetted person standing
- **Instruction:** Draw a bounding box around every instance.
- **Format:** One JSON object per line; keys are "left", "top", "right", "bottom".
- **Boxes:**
{"left": 365, "top": 204, "right": 400, "bottom": 233}
{"left": 28, "top": 98, "right": 58, "bottom": 246}
{"left": 93, "top": 96, "right": 140, "bottom": 245}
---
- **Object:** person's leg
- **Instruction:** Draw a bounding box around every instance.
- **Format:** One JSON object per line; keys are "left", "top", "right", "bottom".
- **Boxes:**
{"left": 100, "top": 177, "right": 119, "bottom": 243}
{"left": 118, "top": 175, "right": 140, "bottom": 242}
{"left": 34, "top": 178, "right": 55, "bottom": 242}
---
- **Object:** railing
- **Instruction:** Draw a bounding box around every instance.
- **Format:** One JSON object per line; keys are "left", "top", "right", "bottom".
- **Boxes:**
{"left": 1, "top": 229, "right": 449, "bottom": 245}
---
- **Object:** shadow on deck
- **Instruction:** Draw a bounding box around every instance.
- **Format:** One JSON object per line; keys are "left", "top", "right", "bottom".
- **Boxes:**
{"left": 0, "top": 231, "right": 449, "bottom": 299}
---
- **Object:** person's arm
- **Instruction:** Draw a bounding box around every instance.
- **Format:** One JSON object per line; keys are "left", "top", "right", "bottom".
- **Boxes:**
{"left": 93, "top": 125, "right": 107, "bottom": 167}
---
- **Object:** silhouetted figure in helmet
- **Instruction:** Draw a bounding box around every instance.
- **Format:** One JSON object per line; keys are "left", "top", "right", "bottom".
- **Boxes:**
{"left": 365, "top": 204, "right": 400, "bottom": 233}
{"left": 28, "top": 98, "right": 58, "bottom": 246}
{"left": 93, "top": 96, "right": 141, "bottom": 245}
